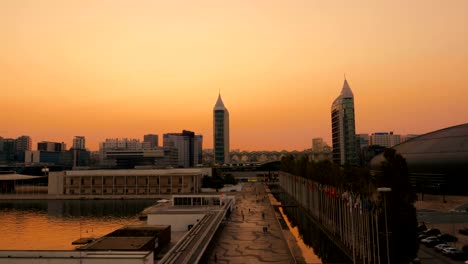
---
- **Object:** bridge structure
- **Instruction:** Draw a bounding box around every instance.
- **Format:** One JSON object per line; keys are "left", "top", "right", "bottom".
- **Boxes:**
{"left": 278, "top": 172, "right": 385, "bottom": 264}
{"left": 158, "top": 198, "right": 234, "bottom": 264}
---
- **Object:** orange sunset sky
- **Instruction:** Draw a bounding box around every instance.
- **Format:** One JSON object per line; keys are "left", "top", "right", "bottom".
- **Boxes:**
{"left": 1, "top": 0, "right": 468, "bottom": 151}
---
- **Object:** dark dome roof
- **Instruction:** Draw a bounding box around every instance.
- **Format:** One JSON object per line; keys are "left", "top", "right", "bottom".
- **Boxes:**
{"left": 370, "top": 123, "right": 468, "bottom": 174}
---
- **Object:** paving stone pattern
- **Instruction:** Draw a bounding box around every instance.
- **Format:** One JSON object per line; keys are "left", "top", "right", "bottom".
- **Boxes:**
{"left": 206, "top": 183, "right": 295, "bottom": 264}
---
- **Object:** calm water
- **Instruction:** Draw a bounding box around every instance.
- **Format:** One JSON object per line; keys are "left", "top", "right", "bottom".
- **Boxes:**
{"left": 0, "top": 200, "right": 155, "bottom": 250}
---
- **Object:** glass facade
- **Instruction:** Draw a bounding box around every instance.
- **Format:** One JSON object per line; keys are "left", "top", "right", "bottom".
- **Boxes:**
{"left": 214, "top": 110, "right": 226, "bottom": 164}
{"left": 213, "top": 94, "right": 229, "bottom": 165}
{"left": 331, "top": 81, "right": 357, "bottom": 165}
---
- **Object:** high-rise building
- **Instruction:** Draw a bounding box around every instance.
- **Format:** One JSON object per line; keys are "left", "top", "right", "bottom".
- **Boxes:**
{"left": 163, "top": 130, "right": 203, "bottom": 168}
{"left": 37, "top": 141, "right": 66, "bottom": 152}
{"left": 72, "top": 136, "right": 86, "bottom": 150}
{"left": 14, "top": 135, "right": 32, "bottom": 162}
{"left": 1, "top": 138, "right": 15, "bottom": 163}
{"left": 143, "top": 134, "right": 159, "bottom": 148}
{"left": 356, "top": 134, "right": 370, "bottom": 150}
{"left": 213, "top": 93, "right": 229, "bottom": 164}
{"left": 99, "top": 138, "right": 172, "bottom": 168}
{"left": 370, "top": 132, "right": 401, "bottom": 148}
{"left": 194, "top": 135, "right": 203, "bottom": 166}
{"left": 100, "top": 138, "right": 151, "bottom": 150}
{"left": 331, "top": 78, "right": 358, "bottom": 165}
{"left": 15, "top": 136, "right": 32, "bottom": 152}
{"left": 312, "top": 138, "right": 325, "bottom": 152}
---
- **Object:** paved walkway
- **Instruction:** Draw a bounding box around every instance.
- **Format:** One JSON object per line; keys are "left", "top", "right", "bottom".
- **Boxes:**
{"left": 205, "top": 183, "right": 295, "bottom": 264}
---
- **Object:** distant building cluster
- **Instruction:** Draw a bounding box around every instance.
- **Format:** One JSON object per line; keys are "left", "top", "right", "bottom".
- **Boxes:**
{"left": 0, "top": 135, "right": 91, "bottom": 168}
{"left": 355, "top": 132, "right": 419, "bottom": 165}
{"left": 0, "top": 96, "right": 230, "bottom": 170}
{"left": 98, "top": 131, "right": 203, "bottom": 169}
{"left": 2, "top": 89, "right": 423, "bottom": 169}
{"left": 0, "top": 135, "right": 32, "bottom": 163}
{"left": 26, "top": 137, "right": 89, "bottom": 168}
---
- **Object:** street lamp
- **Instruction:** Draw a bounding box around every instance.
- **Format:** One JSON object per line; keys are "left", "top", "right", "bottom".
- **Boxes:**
{"left": 42, "top": 167, "right": 49, "bottom": 176}
{"left": 378, "top": 187, "right": 392, "bottom": 264}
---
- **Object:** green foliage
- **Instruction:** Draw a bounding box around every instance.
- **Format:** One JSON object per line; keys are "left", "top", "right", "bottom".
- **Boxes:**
{"left": 211, "top": 175, "right": 224, "bottom": 190}
{"left": 378, "top": 148, "right": 418, "bottom": 262}
{"left": 379, "top": 148, "right": 414, "bottom": 203}
{"left": 201, "top": 175, "right": 229, "bottom": 190}
{"left": 280, "top": 150, "right": 418, "bottom": 262}
{"left": 201, "top": 175, "right": 212, "bottom": 188}
{"left": 280, "top": 154, "right": 372, "bottom": 195}
{"left": 224, "top": 174, "right": 237, "bottom": 185}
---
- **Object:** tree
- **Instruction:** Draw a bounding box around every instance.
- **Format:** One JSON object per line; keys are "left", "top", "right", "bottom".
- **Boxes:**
{"left": 201, "top": 175, "right": 213, "bottom": 188}
{"left": 378, "top": 148, "right": 418, "bottom": 262}
{"left": 211, "top": 175, "right": 224, "bottom": 191}
{"left": 224, "top": 174, "right": 236, "bottom": 185}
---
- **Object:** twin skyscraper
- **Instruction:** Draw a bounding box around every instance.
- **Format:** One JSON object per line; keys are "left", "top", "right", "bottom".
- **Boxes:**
{"left": 331, "top": 78, "right": 358, "bottom": 165}
{"left": 213, "top": 93, "right": 230, "bottom": 165}
{"left": 213, "top": 77, "right": 357, "bottom": 166}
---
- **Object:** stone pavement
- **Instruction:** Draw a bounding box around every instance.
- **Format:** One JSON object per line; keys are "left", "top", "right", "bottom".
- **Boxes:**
{"left": 205, "top": 183, "right": 295, "bottom": 264}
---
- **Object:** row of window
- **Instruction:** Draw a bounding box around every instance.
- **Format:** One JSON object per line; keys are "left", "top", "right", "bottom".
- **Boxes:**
{"left": 67, "top": 177, "right": 189, "bottom": 186}
{"left": 66, "top": 187, "right": 192, "bottom": 195}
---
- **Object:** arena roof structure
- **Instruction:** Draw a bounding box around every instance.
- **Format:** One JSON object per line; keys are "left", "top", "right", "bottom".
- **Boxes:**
{"left": 370, "top": 123, "right": 468, "bottom": 193}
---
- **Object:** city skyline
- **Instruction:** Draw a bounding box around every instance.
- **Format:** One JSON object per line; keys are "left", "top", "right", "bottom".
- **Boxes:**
{"left": 2, "top": 1, "right": 468, "bottom": 151}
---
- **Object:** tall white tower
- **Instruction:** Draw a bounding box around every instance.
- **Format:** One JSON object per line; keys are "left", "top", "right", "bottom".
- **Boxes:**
{"left": 213, "top": 93, "right": 230, "bottom": 164}
{"left": 331, "top": 78, "right": 358, "bottom": 165}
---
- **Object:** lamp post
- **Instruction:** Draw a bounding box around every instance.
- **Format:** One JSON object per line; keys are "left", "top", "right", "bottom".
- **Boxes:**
{"left": 378, "top": 187, "right": 392, "bottom": 264}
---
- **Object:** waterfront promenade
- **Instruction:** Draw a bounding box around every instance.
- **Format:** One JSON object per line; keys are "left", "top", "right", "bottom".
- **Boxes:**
{"left": 203, "top": 183, "right": 297, "bottom": 264}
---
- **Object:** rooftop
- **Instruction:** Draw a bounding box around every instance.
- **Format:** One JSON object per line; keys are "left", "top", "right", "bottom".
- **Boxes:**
{"left": 78, "top": 237, "right": 154, "bottom": 251}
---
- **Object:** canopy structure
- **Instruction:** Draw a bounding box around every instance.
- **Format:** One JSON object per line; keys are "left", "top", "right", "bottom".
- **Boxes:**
{"left": 370, "top": 123, "right": 468, "bottom": 193}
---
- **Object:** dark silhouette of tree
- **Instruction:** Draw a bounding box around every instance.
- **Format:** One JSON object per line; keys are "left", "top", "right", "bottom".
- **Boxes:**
{"left": 224, "top": 174, "right": 236, "bottom": 185}
{"left": 201, "top": 175, "right": 229, "bottom": 191}
{"left": 280, "top": 150, "right": 418, "bottom": 262}
{"left": 377, "top": 148, "right": 418, "bottom": 263}
{"left": 280, "top": 154, "right": 295, "bottom": 174}
{"left": 201, "top": 175, "right": 212, "bottom": 188}
{"left": 211, "top": 175, "right": 224, "bottom": 191}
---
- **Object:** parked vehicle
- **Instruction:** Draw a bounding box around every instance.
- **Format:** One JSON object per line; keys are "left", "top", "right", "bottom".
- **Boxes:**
{"left": 441, "top": 247, "right": 458, "bottom": 255}
{"left": 437, "top": 233, "right": 458, "bottom": 242}
{"left": 450, "top": 250, "right": 468, "bottom": 260}
{"left": 424, "top": 228, "right": 441, "bottom": 236}
{"left": 421, "top": 236, "right": 440, "bottom": 247}
{"left": 434, "top": 243, "right": 450, "bottom": 252}
{"left": 459, "top": 228, "right": 468, "bottom": 235}
{"left": 417, "top": 224, "right": 427, "bottom": 233}
{"left": 418, "top": 234, "right": 430, "bottom": 241}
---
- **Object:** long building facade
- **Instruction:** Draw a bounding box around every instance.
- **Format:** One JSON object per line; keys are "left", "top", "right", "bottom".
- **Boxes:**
{"left": 213, "top": 94, "right": 230, "bottom": 164}
{"left": 331, "top": 78, "right": 358, "bottom": 165}
{"left": 49, "top": 168, "right": 212, "bottom": 196}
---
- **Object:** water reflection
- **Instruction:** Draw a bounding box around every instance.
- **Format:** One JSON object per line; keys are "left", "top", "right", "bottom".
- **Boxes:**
{"left": 271, "top": 186, "right": 352, "bottom": 264}
{"left": 278, "top": 206, "right": 322, "bottom": 263}
{"left": 0, "top": 200, "right": 155, "bottom": 250}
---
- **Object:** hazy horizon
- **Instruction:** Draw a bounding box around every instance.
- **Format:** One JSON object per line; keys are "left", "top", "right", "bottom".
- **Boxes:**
{"left": 2, "top": 0, "right": 467, "bottom": 151}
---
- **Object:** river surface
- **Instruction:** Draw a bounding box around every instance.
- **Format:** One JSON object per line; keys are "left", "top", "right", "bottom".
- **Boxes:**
{"left": 0, "top": 199, "right": 155, "bottom": 250}
{"left": 279, "top": 206, "right": 322, "bottom": 263}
